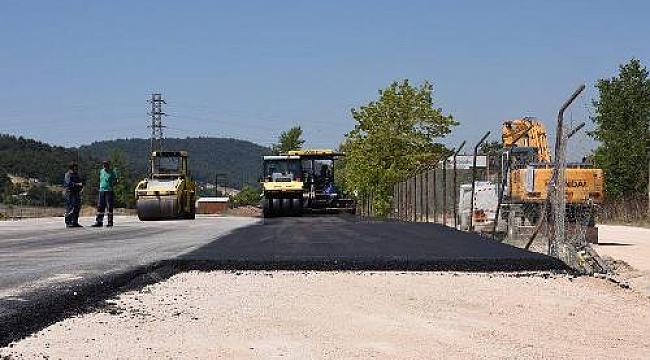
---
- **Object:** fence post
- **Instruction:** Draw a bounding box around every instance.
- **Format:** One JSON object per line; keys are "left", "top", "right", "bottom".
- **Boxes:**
{"left": 418, "top": 173, "right": 424, "bottom": 222}
{"left": 392, "top": 183, "right": 396, "bottom": 219}
{"left": 394, "top": 182, "right": 399, "bottom": 219}
{"left": 399, "top": 181, "right": 406, "bottom": 221}
{"left": 396, "top": 182, "right": 400, "bottom": 220}
{"left": 412, "top": 175, "right": 417, "bottom": 222}
{"left": 452, "top": 141, "right": 467, "bottom": 229}
{"left": 402, "top": 181, "right": 407, "bottom": 221}
{"left": 432, "top": 164, "right": 437, "bottom": 223}
{"left": 404, "top": 180, "right": 408, "bottom": 221}
{"left": 469, "top": 132, "right": 490, "bottom": 232}
{"left": 549, "top": 84, "right": 586, "bottom": 252}
{"left": 442, "top": 156, "right": 448, "bottom": 226}
{"left": 425, "top": 168, "right": 429, "bottom": 223}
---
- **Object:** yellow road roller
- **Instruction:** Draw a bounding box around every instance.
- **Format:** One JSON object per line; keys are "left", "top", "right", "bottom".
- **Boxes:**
{"left": 261, "top": 154, "right": 304, "bottom": 217}
{"left": 135, "top": 151, "right": 196, "bottom": 221}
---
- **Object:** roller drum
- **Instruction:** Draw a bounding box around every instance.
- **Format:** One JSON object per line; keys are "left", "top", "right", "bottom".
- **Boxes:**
{"left": 137, "top": 195, "right": 180, "bottom": 221}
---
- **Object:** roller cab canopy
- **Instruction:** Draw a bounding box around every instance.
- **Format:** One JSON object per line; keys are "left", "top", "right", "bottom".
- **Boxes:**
{"left": 150, "top": 151, "right": 189, "bottom": 177}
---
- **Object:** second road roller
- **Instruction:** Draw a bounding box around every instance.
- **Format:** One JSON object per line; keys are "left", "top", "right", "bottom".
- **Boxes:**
{"left": 261, "top": 149, "right": 356, "bottom": 217}
{"left": 135, "top": 151, "right": 196, "bottom": 221}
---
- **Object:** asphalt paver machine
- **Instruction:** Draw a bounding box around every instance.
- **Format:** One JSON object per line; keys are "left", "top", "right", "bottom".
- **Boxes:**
{"left": 261, "top": 149, "right": 355, "bottom": 217}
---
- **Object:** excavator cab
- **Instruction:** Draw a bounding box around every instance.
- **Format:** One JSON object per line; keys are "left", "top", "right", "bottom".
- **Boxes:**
{"left": 135, "top": 151, "right": 196, "bottom": 221}
{"left": 502, "top": 147, "right": 538, "bottom": 171}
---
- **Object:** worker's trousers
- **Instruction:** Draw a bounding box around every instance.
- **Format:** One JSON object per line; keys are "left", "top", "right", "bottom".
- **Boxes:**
{"left": 95, "top": 191, "right": 115, "bottom": 225}
{"left": 64, "top": 192, "right": 81, "bottom": 226}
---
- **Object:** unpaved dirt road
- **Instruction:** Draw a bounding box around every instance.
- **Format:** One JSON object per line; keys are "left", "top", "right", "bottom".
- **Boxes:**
{"left": 1, "top": 271, "right": 648, "bottom": 360}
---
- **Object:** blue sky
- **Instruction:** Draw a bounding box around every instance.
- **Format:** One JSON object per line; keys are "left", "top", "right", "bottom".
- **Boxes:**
{"left": 1, "top": 1, "right": 648, "bottom": 156}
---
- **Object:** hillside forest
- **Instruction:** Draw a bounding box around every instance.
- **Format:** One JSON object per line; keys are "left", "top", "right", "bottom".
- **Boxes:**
{"left": 0, "top": 135, "right": 269, "bottom": 208}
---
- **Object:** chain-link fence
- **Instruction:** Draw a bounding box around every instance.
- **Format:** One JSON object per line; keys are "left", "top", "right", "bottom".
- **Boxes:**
{"left": 0, "top": 204, "right": 65, "bottom": 220}
{"left": 358, "top": 86, "right": 608, "bottom": 273}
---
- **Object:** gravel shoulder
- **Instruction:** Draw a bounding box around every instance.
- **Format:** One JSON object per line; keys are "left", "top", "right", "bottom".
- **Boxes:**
{"left": 595, "top": 225, "right": 650, "bottom": 296}
{"left": 595, "top": 225, "right": 650, "bottom": 272}
{"left": 2, "top": 271, "right": 648, "bottom": 360}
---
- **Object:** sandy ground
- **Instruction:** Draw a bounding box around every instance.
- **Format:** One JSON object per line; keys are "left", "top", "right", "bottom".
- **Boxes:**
{"left": 1, "top": 271, "right": 648, "bottom": 360}
{"left": 594, "top": 225, "right": 650, "bottom": 297}
{"left": 595, "top": 225, "right": 650, "bottom": 272}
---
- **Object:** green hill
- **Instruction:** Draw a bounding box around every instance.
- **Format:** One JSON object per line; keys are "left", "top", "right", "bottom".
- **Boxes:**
{"left": 0, "top": 134, "right": 268, "bottom": 207}
{"left": 79, "top": 137, "right": 269, "bottom": 188}
{"left": 0, "top": 134, "right": 95, "bottom": 185}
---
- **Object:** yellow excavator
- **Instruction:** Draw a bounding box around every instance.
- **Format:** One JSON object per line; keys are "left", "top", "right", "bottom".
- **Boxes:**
{"left": 135, "top": 151, "right": 196, "bottom": 221}
{"left": 499, "top": 117, "right": 603, "bottom": 236}
{"left": 261, "top": 149, "right": 355, "bottom": 217}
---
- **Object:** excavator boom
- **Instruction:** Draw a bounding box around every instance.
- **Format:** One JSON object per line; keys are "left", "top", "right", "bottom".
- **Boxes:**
{"left": 502, "top": 117, "right": 552, "bottom": 163}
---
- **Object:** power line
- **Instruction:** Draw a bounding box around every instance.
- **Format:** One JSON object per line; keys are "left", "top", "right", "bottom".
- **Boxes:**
{"left": 165, "top": 113, "right": 281, "bottom": 133}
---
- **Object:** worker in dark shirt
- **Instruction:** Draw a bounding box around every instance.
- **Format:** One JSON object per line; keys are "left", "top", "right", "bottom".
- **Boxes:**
{"left": 63, "top": 162, "right": 84, "bottom": 228}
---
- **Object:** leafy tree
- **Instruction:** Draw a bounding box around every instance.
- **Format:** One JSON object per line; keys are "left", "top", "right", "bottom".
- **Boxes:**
{"left": 342, "top": 80, "right": 457, "bottom": 216}
{"left": 591, "top": 59, "right": 650, "bottom": 200}
{"left": 229, "top": 185, "right": 261, "bottom": 207}
{"left": 270, "top": 126, "right": 305, "bottom": 155}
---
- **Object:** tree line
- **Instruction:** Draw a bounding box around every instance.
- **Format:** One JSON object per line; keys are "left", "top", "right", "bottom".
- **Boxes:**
{"left": 0, "top": 135, "right": 270, "bottom": 208}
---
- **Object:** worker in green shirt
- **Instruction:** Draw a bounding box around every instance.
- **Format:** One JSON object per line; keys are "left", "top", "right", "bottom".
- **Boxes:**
{"left": 91, "top": 160, "right": 118, "bottom": 227}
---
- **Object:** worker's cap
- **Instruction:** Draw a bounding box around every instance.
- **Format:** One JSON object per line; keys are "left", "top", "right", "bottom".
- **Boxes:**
{"left": 102, "top": 160, "right": 111, "bottom": 166}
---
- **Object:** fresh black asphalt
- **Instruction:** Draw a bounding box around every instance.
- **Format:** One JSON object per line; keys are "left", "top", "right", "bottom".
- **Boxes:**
{"left": 178, "top": 215, "right": 567, "bottom": 272}
{"left": 0, "top": 215, "right": 567, "bottom": 347}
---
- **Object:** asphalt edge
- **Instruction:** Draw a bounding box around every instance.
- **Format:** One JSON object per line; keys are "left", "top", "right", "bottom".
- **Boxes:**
{"left": 0, "top": 261, "right": 180, "bottom": 348}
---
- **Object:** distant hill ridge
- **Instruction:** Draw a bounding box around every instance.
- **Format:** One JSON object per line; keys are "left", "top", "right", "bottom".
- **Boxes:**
{"left": 0, "top": 134, "right": 269, "bottom": 189}
{"left": 80, "top": 137, "right": 269, "bottom": 188}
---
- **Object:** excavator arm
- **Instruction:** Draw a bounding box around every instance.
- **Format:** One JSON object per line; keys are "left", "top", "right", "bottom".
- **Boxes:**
{"left": 502, "top": 117, "right": 552, "bottom": 163}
